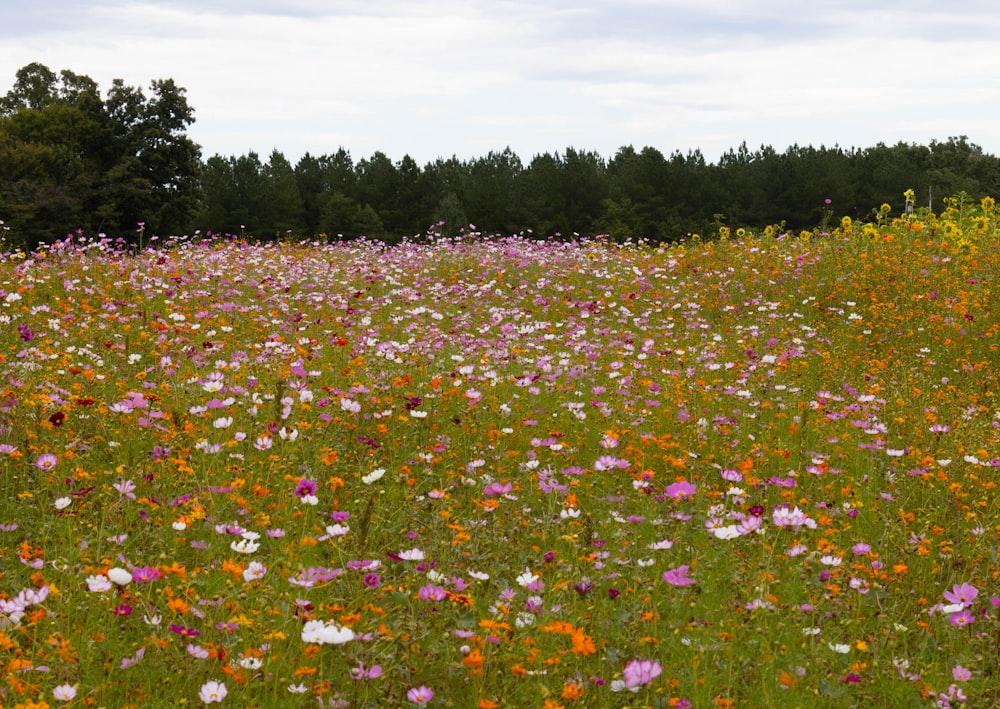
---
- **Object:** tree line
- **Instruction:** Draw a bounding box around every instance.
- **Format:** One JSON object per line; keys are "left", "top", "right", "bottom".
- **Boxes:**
{"left": 4, "top": 63, "right": 1000, "bottom": 248}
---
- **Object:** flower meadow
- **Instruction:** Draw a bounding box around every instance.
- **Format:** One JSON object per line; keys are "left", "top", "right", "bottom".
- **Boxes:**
{"left": 1, "top": 195, "right": 999, "bottom": 708}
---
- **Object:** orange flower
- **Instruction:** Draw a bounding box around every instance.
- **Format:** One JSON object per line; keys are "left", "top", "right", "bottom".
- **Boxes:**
{"left": 561, "top": 681, "right": 585, "bottom": 700}
{"left": 463, "top": 647, "right": 485, "bottom": 675}
{"left": 167, "top": 597, "right": 190, "bottom": 614}
{"left": 569, "top": 627, "right": 596, "bottom": 656}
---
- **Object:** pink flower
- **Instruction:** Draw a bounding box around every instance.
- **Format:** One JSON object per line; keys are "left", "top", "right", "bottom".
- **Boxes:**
{"left": 952, "top": 665, "right": 971, "bottom": 681}
{"left": 35, "top": 453, "right": 58, "bottom": 470}
{"left": 131, "top": 565, "right": 162, "bottom": 583}
{"left": 949, "top": 610, "right": 975, "bottom": 627}
{"left": 664, "top": 480, "right": 696, "bottom": 500}
{"left": 662, "top": 565, "right": 695, "bottom": 587}
{"left": 943, "top": 582, "right": 978, "bottom": 609}
{"left": 623, "top": 659, "right": 662, "bottom": 689}
{"left": 418, "top": 584, "right": 446, "bottom": 601}
{"left": 483, "top": 481, "right": 512, "bottom": 496}
{"left": 350, "top": 662, "right": 383, "bottom": 680}
{"left": 407, "top": 685, "right": 434, "bottom": 704}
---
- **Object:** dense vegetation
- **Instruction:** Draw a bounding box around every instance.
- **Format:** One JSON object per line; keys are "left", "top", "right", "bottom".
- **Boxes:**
{"left": 4, "top": 62, "right": 1000, "bottom": 247}
{"left": 1, "top": 200, "right": 998, "bottom": 707}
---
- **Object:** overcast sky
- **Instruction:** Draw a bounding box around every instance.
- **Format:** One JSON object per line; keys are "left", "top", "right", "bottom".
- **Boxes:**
{"left": 5, "top": 0, "right": 1000, "bottom": 166}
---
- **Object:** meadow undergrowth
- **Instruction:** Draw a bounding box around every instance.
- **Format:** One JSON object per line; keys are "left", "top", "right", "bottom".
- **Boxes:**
{"left": 0, "top": 195, "right": 998, "bottom": 708}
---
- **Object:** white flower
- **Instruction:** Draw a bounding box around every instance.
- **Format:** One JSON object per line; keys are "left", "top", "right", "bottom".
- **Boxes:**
{"left": 516, "top": 568, "right": 539, "bottom": 587}
{"left": 243, "top": 561, "right": 267, "bottom": 582}
{"left": 398, "top": 548, "right": 425, "bottom": 561}
{"left": 323, "top": 524, "right": 349, "bottom": 538}
{"left": 231, "top": 538, "right": 260, "bottom": 554}
{"left": 648, "top": 539, "right": 674, "bottom": 550}
{"left": 287, "top": 684, "right": 309, "bottom": 694}
{"left": 237, "top": 657, "right": 263, "bottom": 670}
{"left": 301, "top": 620, "right": 354, "bottom": 645}
{"left": 54, "top": 497, "right": 72, "bottom": 510}
{"left": 198, "top": 679, "right": 227, "bottom": 704}
{"left": 52, "top": 684, "right": 77, "bottom": 702}
{"left": 172, "top": 521, "right": 187, "bottom": 531}
{"left": 828, "top": 642, "right": 851, "bottom": 654}
{"left": 107, "top": 567, "right": 132, "bottom": 586}
{"left": 410, "top": 410, "right": 428, "bottom": 418}
{"left": 86, "top": 574, "right": 113, "bottom": 592}
{"left": 819, "top": 555, "right": 842, "bottom": 567}
{"left": 299, "top": 494, "right": 319, "bottom": 506}
{"left": 802, "top": 627, "right": 821, "bottom": 635}
{"left": 362, "top": 468, "right": 386, "bottom": 485}
{"left": 712, "top": 524, "right": 742, "bottom": 540}
{"left": 559, "top": 507, "right": 581, "bottom": 519}
{"left": 468, "top": 570, "right": 489, "bottom": 581}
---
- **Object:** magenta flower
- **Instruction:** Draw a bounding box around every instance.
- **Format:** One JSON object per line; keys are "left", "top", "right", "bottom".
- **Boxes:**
{"left": 169, "top": 623, "right": 201, "bottom": 637}
{"left": 943, "top": 582, "right": 978, "bottom": 609}
{"left": 949, "top": 610, "right": 975, "bottom": 627}
{"left": 294, "top": 477, "right": 317, "bottom": 498}
{"left": 953, "top": 665, "right": 971, "bottom": 681}
{"left": 662, "top": 565, "right": 695, "bottom": 587}
{"left": 664, "top": 480, "right": 696, "bottom": 500}
{"left": 131, "top": 565, "right": 162, "bottom": 583}
{"left": 407, "top": 685, "right": 434, "bottom": 704}
{"left": 622, "top": 659, "right": 662, "bottom": 689}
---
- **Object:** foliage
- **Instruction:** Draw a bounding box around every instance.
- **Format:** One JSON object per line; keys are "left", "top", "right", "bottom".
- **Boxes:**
{"left": 0, "top": 63, "right": 201, "bottom": 247}
{"left": 1, "top": 194, "right": 998, "bottom": 707}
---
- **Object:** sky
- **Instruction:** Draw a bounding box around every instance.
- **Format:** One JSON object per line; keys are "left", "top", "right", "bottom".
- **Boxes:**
{"left": 5, "top": 0, "right": 1000, "bottom": 167}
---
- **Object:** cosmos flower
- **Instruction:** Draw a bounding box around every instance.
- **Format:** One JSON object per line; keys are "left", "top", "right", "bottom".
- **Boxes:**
{"left": 199, "top": 680, "right": 228, "bottom": 704}
{"left": 406, "top": 686, "right": 434, "bottom": 705}
{"left": 662, "top": 565, "right": 696, "bottom": 586}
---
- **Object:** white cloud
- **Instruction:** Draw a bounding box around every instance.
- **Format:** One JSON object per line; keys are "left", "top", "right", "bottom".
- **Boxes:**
{"left": 3, "top": 0, "right": 1000, "bottom": 163}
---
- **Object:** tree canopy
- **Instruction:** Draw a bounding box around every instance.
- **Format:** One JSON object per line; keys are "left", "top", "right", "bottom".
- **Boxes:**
{"left": 1, "top": 62, "right": 201, "bottom": 246}
{"left": 4, "top": 63, "right": 1000, "bottom": 248}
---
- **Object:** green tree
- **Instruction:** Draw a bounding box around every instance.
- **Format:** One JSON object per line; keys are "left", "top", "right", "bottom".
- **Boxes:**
{"left": 1, "top": 63, "right": 201, "bottom": 244}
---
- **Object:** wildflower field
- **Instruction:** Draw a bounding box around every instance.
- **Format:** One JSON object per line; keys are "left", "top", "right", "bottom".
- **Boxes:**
{"left": 1, "top": 195, "right": 999, "bottom": 709}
